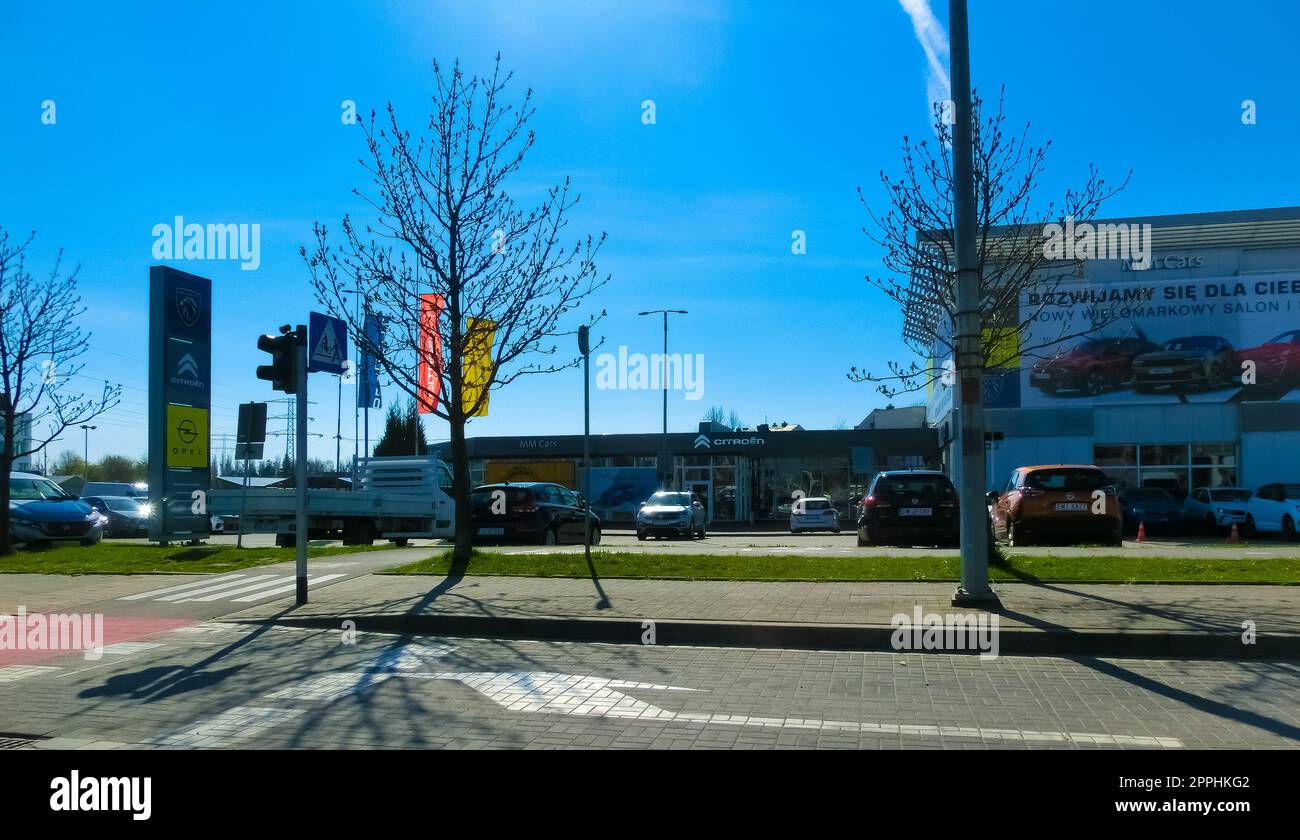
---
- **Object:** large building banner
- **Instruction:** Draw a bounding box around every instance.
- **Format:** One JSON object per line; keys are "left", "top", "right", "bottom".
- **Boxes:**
{"left": 1020, "top": 274, "right": 1300, "bottom": 407}
{"left": 417, "top": 293, "right": 444, "bottom": 414}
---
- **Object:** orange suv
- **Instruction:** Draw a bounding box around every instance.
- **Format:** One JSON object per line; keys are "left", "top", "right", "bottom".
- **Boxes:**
{"left": 988, "top": 465, "right": 1122, "bottom": 547}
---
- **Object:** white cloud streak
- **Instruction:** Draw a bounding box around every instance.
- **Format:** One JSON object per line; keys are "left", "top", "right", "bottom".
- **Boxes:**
{"left": 897, "top": 0, "right": 951, "bottom": 114}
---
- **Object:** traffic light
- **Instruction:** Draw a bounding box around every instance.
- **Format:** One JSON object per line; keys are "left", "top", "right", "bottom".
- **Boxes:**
{"left": 256, "top": 329, "right": 299, "bottom": 394}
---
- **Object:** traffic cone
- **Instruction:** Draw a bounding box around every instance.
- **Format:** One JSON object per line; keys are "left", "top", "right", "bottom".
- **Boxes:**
{"left": 1136, "top": 521, "right": 1147, "bottom": 542}
{"left": 1227, "top": 522, "right": 1241, "bottom": 544}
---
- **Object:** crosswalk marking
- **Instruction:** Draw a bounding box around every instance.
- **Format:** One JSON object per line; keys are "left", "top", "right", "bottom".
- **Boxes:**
{"left": 118, "top": 573, "right": 349, "bottom": 604}
{"left": 157, "top": 575, "right": 280, "bottom": 602}
{"left": 117, "top": 574, "right": 251, "bottom": 601}
{"left": 0, "top": 665, "right": 62, "bottom": 682}
{"left": 229, "top": 574, "right": 346, "bottom": 603}
{"left": 149, "top": 706, "right": 304, "bottom": 749}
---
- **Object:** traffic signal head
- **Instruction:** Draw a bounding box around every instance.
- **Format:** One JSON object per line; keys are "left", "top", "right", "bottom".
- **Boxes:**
{"left": 256, "top": 332, "right": 298, "bottom": 394}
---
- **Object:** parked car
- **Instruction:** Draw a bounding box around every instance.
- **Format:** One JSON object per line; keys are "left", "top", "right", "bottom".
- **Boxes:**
{"left": 1243, "top": 483, "right": 1300, "bottom": 540}
{"left": 1119, "top": 487, "right": 1185, "bottom": 534}
{"left": 790, "top": 497, "right": 839, "bottom": 534}
{"left": 988, "top": 465, "right": 1121, "bottom": 547}
{"left": 9, "top": 472, "right": 105, "bottom": 546}
{"left": 80, "top": 481, "right": 146, "bottom": 499}
{"left": 1028, "top": 335, "right": 1160, "bottom": 397}
{"left": 1132, "top": 336, "right": 1234, "bottom": 391}
{"left": 1233, "top": 329, "right": 1300, "bottom": 386}
{"left": 857, "top": 470, "right": 958, "bottom": 547}
{"left": 82, "top": 495, "right": 150, "bottom": 537}
{"left": 1183, "top": 487, "right": 1251, "bottom": 530}
{"left": 636, "top": 491, "right": 706, "bottom": 540}
{"left": 469, "top": 482, "right": 600, "bottom": 545}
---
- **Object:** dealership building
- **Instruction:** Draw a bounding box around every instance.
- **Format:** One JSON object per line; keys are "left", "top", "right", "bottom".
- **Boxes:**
{"left": 926, "top": 206, "right": 1300, "bottom": 499}
{"left": 434, "top": 412, "right": 938, "bottom": 525}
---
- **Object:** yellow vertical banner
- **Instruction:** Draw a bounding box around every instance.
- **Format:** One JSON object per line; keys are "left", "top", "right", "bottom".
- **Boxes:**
{"left": 462, "top": 317, "right": 496, "bottom": 417}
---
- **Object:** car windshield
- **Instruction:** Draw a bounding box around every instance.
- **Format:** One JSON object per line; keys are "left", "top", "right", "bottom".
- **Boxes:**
{"left": 876, "top": 476, "right": 954, "bottom": 497}
{"left": 1208, "top": 489, "right": 1251, "bottom": 502}
{"left": 10, "top": 477, "right": 72, "bottom": 501}
{"left": 1125, "top": 489, "right": 1174, "bottom": 502}
{"left": 104, "top": 498, "right": 142, "bottom": 512}
{"left": 1024, "top": 469, "right": 1109, "bottom": 491}
{"left": 648, "top": 492, "right": 691, "bottom": 506}
{"left": 1161, "top": 337, "right": 1215, "bottom": 351}
{"left": 801, "top": 499, "right": 833, "bottom": 511}
{"left": 1283, "top": 485, "right": 1300, "bottom": 500}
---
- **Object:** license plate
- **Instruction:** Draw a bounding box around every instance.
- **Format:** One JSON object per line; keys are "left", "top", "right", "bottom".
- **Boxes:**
{"left": 1032, "top": 372, "right": 1051, "bottom": 380}
{"left": 899, "top": 507, "right": 932, "bottom": 517}
{"left": 477, "top": 527, "right": 504, "bottom": 536}
{"left": 1055, "top": 503, "right": 1087, "bottom": 511}
{"left": 1149, "top": 367, "right": 1174, "bottom": 375}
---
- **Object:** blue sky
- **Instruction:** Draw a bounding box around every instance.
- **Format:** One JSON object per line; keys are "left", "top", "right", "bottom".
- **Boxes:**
{"left": 3, "top": 0, "right": 1298, "bottom": 464}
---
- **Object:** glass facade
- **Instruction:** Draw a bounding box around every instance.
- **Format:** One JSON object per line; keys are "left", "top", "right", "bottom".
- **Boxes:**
{"left": 1093, "top": 443, "right": 1236, "bottom": 500}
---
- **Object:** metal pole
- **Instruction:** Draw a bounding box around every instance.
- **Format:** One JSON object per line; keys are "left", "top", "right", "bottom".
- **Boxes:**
{"left": 661, "top": 311, "right": 668, "bottom": 489}
{"left": 335, "top": 373, "right": 342, "bottom": 472}
{"left": 295, "top": 324, "right": 309, "bottom": 605}
{"left": 583, "top": 340, "right": 591, "bottom": 566}
{"left": 949, "top": 0, "right": 994, "bottom": 605}
{"left": 238, "top": 455, "right": 249, "bottom": 549}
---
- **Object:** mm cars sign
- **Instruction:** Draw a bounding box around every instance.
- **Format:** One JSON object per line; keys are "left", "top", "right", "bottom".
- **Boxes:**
{"left": 149, "top": 266, "right": 212, "bottom": 541}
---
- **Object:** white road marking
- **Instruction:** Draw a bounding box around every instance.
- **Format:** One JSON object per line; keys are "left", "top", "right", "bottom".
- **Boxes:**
{"left": 99, "top": 642, "right": 165, "bottom": 655}
{"left": 403, "top": 670, "right": 1184, "bottom": 748}
{"left": 229, "top": 574, "right": 347, "bottom": 602}
{"left": 0, "top": 664, "right": 61, "bottom": 683}
{"left": 157, "top": 575, "right": 280, "bottom": 602}
{"left": 178, "top": 577, "right": 302, "bottom": 602}
{"left": 149, "top": 706, "right": 304, "bottom": 748}
{"left": 117, "top": 573, "right": 250, "bottom": 601}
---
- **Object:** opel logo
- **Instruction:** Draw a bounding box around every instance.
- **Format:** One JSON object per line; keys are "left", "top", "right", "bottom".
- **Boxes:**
{"left": 177, "top": 419, "right": 198, "bottom": 444}
{"left": 911, "top": 497, "right": 918, "bottom": 505}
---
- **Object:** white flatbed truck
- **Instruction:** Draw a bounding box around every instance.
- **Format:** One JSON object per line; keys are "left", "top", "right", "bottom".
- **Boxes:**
{"left": 208, "top": 455, "right": 455, "bottom": 546}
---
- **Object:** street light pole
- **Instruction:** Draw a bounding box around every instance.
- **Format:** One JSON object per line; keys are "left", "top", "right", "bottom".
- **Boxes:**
{"left": 949, "top": 0, "right": 996, "bottom": 606}
{"left": 638, "top": 309, "right": 687, "bottom": 489}
{"left": 79, "top": 424, "right": 96, "bottom": 477}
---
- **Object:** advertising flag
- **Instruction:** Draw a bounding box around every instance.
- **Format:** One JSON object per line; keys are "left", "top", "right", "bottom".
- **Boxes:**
{"left": 357, "top": 311, "right": 384, "bottom": 409}
{"left": 462, "top": 317, "right": 497, "bottom": 417}
{"left": 418, "top": 294, "right": 445, "bottom": 414}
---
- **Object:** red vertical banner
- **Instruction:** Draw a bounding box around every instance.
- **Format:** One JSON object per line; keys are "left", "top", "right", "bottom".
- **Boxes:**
{"left": 418, "top": 293, "right": 445, "bottom": 414}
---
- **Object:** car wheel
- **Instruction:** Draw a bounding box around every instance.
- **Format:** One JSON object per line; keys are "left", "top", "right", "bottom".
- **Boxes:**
{"left": 1284, "top": 516, "right": 1298, "bottom": 542}
{"left": 1111, "top": 528, "right": 1124, "bottom": 548}
{"left": 542, "top": 528, "right": 558, "bottom": 546}
{"left": 80, "top": 534, "right": 102, "bottom": 546}
{"left": 1084, "top": 369, "right": 1107, "bottom": 396}
{"left": 1007, "top": 519, "right": 1028, "bottom": 547}
{"left": 1244, "top": 515, "right": 1257, "bottom": 539}
{"left": 636, "top": 531, "right": 646, "bottom": 541}
{"left": 1039, "top": 381, "right": 1058, "bottom": 394}
{"left": 591, "top": 527, "right": 602, "bottom": 545}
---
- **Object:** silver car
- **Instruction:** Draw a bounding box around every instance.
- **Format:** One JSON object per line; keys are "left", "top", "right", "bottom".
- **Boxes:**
{"left": 790, "top": 497, "right": 840, "bottom": 534}
{"left": 635, "top": 491, "right": 706, "bottom": 540}
{"left": 9, "top": 472, "right": 106, "bottom": 546}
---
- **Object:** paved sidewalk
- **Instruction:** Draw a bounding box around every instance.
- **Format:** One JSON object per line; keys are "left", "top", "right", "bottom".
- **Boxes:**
{"left": 226, "top": 573, "right": 1300, "bottom": 656}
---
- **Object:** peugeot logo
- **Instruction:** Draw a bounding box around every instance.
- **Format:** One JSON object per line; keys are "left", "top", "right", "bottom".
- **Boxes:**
{"left": 911, "top": 497, "right": 919, "bottom": 505}
{"left": 693, "top": 434, "right": 711, "bottom": 449}
{"left": 176, "top": 288, "right": 201, "bottom": 327}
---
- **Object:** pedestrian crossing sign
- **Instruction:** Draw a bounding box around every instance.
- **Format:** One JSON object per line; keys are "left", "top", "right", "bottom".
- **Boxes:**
{"left": 308, "top": 311, "right": 348, "bottom": 374}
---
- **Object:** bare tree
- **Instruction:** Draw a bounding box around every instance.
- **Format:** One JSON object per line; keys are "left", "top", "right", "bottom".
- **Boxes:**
{"left": 702, "top": 405, "right": 744, "bottom": 430}
{"left": 304, "top": 55, "right": 608, "bottom": 565}
{"left": 0, "top": 228, "right": 120, "bottom": 553}
{"left": 851, "top": 87, "right": 1131, "bottom": 396}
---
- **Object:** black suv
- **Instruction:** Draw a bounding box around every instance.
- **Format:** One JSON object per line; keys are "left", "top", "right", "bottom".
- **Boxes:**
{"left": 857, "top": 470, "right": 959, "bottom": 547}
{"left": 469, "top": 482, "right": 601, "bottom": 545}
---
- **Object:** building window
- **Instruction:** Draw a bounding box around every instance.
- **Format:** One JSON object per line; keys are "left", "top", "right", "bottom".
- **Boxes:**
{"left": 1093, "top": 443, "right": 1236, "bottom": 500}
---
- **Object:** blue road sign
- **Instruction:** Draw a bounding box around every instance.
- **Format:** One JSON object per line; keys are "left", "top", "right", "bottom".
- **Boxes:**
{"left": 308, "top": 311, "right": 348, "bottom": 374}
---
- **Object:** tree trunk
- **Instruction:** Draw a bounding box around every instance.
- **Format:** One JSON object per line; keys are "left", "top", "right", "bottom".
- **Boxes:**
{"left": 448, "top": 408, "right": 472, "bottom": 569}
{"left": 0, "top": 418, "right": 14, "bottom": 555}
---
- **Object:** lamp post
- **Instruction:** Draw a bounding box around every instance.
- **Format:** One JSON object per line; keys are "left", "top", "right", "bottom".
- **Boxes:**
{"left": 638, "top": 309, "right": 687, "bottom": 489}
{"left": 79, "top": 424, "right": 96, "bottom": 477}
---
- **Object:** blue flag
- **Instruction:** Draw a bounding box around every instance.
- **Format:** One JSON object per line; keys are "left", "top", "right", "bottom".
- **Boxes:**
{"left": 357, "top": 312, "right": 383, "bottom": 409}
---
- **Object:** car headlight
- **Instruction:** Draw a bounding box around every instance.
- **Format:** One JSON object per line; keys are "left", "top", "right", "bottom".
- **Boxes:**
{"left": 11, "top": 514, "right": 33, "bottom": 525}
{"left": 138, "top": 503, "right": 153, "bottom": 516}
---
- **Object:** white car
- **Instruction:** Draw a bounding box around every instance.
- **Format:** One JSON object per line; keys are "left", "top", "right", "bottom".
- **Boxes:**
{"left": 1183, "top": 487, "right": 1251, "bottom": 529}
{"left": 1243, "top": 483, "right": 1300, "bottom": 540}
{"left": 790, "top": 497, "right": 840, "bottom": 534}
